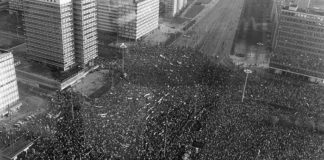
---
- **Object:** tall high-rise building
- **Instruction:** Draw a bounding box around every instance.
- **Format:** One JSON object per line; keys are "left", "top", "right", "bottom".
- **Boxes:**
{"left": 24, "top": 0, "right": 97, "bottom": 71}
{"left": 73, "top": 0, "right": 98, "bottom": 66}
{"left": 24, "top": 0, "right": 76, "bottom": 71}
{"left": 97, "top": 0, "right": 159, "bottom": 40}
{"left": 270, "top": 1, "right": 324, "bottom": 81}
{"left": 163, "top": 0, "right": 177, "bottom": 17}
{"left": 0, "top": 50, "right": 21, "bottom": 116}
{"left": 97, "top": 0, "right": 118, "bottom": 33}
{"left": 176, "top": 0, "right": 183, "bottom": 13}
{"left": 163, "top": 0, "right": 186, "bottom": 18}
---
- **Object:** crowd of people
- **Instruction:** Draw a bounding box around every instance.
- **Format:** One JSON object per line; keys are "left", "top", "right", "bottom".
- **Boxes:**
{"left": 4, "top": 44, "right": 323, "bottom": 159}
{"left": 271, "top": 50, "right": 324, "bottom": 78}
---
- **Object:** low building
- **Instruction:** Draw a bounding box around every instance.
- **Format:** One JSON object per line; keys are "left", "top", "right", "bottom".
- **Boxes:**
{"left": 0, "top": 49, "right": 21, "bottom": 116}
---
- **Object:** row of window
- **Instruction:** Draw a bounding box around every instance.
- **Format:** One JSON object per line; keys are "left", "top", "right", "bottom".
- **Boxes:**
{"left": 280, "top": 21, "right": 324, "bottom": 33}
{"left": 281, "top": 10, "right": 324, "bottom": 22}
{"left": 277, "top": 36, "right": 324, "bottom": 50}
{"left": 278, "top": 31, "right": 324, "bottom": 44}
{"left": 277, "top": 41, "right": 324, "bottom": 54}
{"left": 281, "top": 16, "right": 324, "bottom": 27}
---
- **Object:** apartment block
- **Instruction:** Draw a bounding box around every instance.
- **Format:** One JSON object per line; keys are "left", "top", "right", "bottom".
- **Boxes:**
{"left": 24, "top": 0, "right": 98, "bottom": 71}
{"left": 97, "top": 0, "right": 159, "bottom": 40}
{"left": 270, "top": 1, "right": 324, "bottom": 81}
{"left": 97, "top": 0, "right": 118, "bottom": 33}
{"left": 163, "top": 0, "right": 187, "bottom": 17}
{"left": 164, "top": 0, "right": 177, "bottom": 17}
{"left": 24, "top": 0, "right": 76, "bottom": 71}
{"left": 0, "top": 50, "right": 21, "bottom": 116}
{"left": 73, "top": 0, "right": 98, "bottom": 66}
{"left": 176, "top": 0, "right": 183, "bottom": 12}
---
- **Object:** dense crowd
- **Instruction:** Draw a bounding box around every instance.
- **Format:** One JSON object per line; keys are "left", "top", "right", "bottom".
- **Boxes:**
{"left": 6, "top": 44, "right": 324, "bottom": 159}
{"left": 271, "top": 51, "right": 324, "bottom": 78}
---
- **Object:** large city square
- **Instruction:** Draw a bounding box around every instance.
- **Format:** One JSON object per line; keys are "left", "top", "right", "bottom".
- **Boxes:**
{"left": 0, "top": 0, "right": 324, "bottom": 159}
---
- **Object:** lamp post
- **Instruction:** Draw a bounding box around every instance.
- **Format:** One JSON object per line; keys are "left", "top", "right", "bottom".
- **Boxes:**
{"left": 242, "top": 69, "right": 252, "bottom": 102}
{"left": 120, "top": 43, "right": 127, "bottom": 76}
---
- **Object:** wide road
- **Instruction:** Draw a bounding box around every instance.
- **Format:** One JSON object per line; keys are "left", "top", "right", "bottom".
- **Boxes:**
{"left": 173, "top": 0, "right": 245, "bottom": 65}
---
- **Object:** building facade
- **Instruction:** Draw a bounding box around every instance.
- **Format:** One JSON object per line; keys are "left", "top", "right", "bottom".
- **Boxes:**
{"left": 97, "top": 0, "right": 118, "bottom": 33}
{"left": 24, "top": 0, "right": 97, "bottom": 71}
{"left": 270, "top": 3, "right": 324, "bottom": 81}
{"left": 164, "top": 0, "right": 177, "bottom": 17}
{"left": 97, "top": 0, "right": 159, "bottom": 40}
{"left": 9, "top": 0, "right": 23, "bottom": 13}
{"left": 0, "top": 50, "right": 21, "bottom": 116}
{"left": 24, "top": 0, "right": 76, "bottom": 71}
{"left": 163, "top": 0, "right": 187, "bottom": 17}
{"left": 176, "top": 0, "right": 183, "bottom": 13}
{"left": 73, "top": 0, "right": 98, "bottom": 66}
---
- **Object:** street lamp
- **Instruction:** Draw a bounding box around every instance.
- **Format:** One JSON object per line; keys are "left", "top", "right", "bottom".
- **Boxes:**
{"left": 120, "top": 43, "right": 127, "bottom": 76}
{"left": 241, "top": 69, "right": 252, "bottom": 102}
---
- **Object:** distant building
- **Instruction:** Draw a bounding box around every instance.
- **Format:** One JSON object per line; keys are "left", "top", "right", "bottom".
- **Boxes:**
{"left": 176, "top": 0, "right": 183, "bottom": 13}
{"left": 24, "top": 0, "right": 97, "bottom": 71}
{"left": 270, "top": 1, "right": 324, "bottom": 82}
{"left": 97, "top": 0, "right": 159, "bottom": 40}
{"left": 97, "top": 0, "right": 118, "bottom": 33}
{"left": 0, "top": 50, "right": 21, "bottom": 116}
{"left": 163, "top": 0, "right": 187, "bottom": 17}
{"left": 164, "top": 0, "right": 177, "bottom": 17}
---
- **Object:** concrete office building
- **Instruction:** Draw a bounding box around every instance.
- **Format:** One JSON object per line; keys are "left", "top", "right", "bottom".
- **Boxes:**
{"left": 24, "top": 0, "right": 76, "bottom": 71}
{"left": 164, "top": 0, "right": 177, "bottom": 17}
{"left": 270, "top": 0, "right": 324, "bottom": 82}
{"left": 97, "top": 0, "right": 118, "bottom": 33}
{"left": 24, "top": 0, "right": 97, "bottom": 71}
{"left": 73, "top": 0, "right": 98, "bottom": 66}
{"left": 0, "top": 50, "right": 21, "bottom": 116}
{"left": 177, "top": 0, "right": 183, "bottom": 12}
{"left": 163, "top": 0, "right": 187, "bottom": 17}
{"left": 97, "top": 0, "right": 159, "bottom": 40}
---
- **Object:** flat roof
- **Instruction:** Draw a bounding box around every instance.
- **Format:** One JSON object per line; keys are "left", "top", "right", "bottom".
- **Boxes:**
{"left": 282, "top": 6, "right": 324, "bottom": 16}
{"left": 2, "top": 138, "right": 33, "bottom": 159}
{"left": 281, "top": 0, "right": 324, "bottom": 16}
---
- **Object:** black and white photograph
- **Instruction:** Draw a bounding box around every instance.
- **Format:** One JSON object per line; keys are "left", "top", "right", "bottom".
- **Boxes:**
{"left": 0, "top": 0, "right": 324, "bottom": 159}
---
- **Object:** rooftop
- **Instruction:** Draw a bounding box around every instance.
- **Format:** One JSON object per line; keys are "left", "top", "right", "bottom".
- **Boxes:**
{"left": 1, "top": 138, "right": 33, "bottom": 159}
{"left": 282, "top": 1, "right": 324, "bottom": 16}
